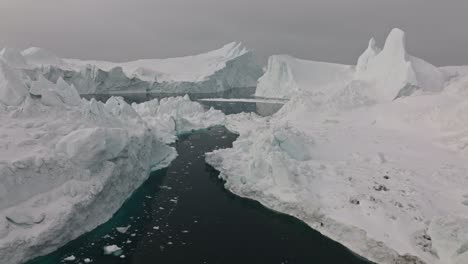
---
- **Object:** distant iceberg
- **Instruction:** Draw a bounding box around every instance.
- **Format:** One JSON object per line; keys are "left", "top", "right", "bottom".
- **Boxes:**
{"left": 256, "top": 28, "right": 447, "bottom": 101}
{"left": 18, "top": 43, "right": 263, "bottom": 94}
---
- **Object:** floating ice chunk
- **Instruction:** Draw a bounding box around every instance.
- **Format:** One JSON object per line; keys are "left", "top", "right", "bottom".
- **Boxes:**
{"left": 63, "top": 255, "right": 76, "bottom": 261}
{"left": 116, "top": 225, "right": 131, "bottom": 234}
{"left": 83, "top": 258, "right": 92, "bottom": 263}
{"left": 103, "top": 245, "right": 122, "bottom": 256}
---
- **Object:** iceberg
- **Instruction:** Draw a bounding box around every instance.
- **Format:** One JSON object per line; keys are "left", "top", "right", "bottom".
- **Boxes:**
{"left": 355, "top": 28, "right": 445, "bottom": 101}
{"left": 208, "top": 29, "right": 468, "bottom": 264}
{"left": 256, "top": 28, "right": 446, "bottom": 101}
{"left": 0, "top": 60, "right": 225, "bottom": 264}
{"left": 26, "top": 42, "right": 262, "bottom": 94}
{"left": 256, "top": 55, "right": 353, "bottom": 99}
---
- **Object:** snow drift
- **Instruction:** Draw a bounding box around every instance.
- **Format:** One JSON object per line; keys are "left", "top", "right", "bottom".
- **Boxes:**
{"left": 209, "top": 29, "right": 468, "bottom": 264}
{"left": 0, "top": 59, "right": 225, "bottom": 264}
{"left": 24, "top": 42, "right": 262, "bottom": 94}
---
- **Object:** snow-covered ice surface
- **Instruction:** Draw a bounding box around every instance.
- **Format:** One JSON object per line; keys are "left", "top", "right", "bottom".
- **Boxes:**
{"left": 0, "top": 59, "right": 225, "bottom": 264}
{"left": 208, "top": 29, "right": 468, "bottom": 264}
{"left": 19, "top": 42, "right": 262, "bottom": 94}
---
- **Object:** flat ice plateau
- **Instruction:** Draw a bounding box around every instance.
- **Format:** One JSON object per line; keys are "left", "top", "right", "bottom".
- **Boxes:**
{"left": 0, "top": 58, "right": 225, "bottom": 263}
{"left": 1, "top": 42, "right": 263, "bottom": 94}
{"left": 208, "top": 29, "right": 468, "bottom": 264}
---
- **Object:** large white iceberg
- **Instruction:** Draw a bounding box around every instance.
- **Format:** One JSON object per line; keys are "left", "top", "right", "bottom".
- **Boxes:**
{"left": 24, "top": 42, "right": 262, "bottom": 94}
{"left": 208, "top": 29, "right": 468, "bottom": 264}
{"left": 256, "top": 28, "right": 446, "bottom": 101}
{"left": 256, "top": 55, "right": 353, "bottom": 99}
{"left": 0, "top": 59, "right": 225, "bottom": 264}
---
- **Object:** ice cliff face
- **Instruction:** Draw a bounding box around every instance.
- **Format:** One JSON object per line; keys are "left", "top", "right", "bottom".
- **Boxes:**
{"left": 256, "top": 28, "right": 446, "bottom": 101}
{"left": 256, "top": 55, "right": 353, "bottom": 99}
{"left": 0, "top": 59, "right": 226, "bottom": 264}
{"left": 0, "top": 61, "right": 28, "bottom": 106}
{"left": 24, "top": 42, "right": 262, "bottom": 94}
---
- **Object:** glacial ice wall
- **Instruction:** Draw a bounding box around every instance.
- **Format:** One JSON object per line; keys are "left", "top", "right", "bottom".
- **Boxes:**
{"left": 23, "top": 43, "right": 262, "bottom": 94}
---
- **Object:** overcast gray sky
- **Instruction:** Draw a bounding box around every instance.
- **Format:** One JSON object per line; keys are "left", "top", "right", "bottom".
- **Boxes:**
{"left": 1, "top": 0, "right": 467, "bottom": 66}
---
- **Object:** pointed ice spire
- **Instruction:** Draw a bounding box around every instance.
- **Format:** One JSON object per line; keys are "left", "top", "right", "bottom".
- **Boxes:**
{"left": 356, "top": 37, "right": 381, "bottom": 75}
{"left": 380, "top": 28, "right": 407, "bottom": 61}
{"left": 354, "top": 28, "right": 444, "bottom": 101}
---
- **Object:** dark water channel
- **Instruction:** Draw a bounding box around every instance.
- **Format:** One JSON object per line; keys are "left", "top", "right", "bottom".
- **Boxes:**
{"left": 27, "top": 93, "right": 370, "bottom": 264}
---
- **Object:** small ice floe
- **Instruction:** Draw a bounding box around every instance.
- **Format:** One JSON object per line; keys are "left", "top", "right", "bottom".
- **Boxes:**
{"left": 103, "top": 245, "right": 122, "bottom": 256}
{"left": 63, "top": 255, "right": 76, "bottom": 261}
{"left": 181, "top": 230, "right": 189, "bottom": 233}
{"left": 84, "top": 258, "right": 92, "bottom": 263}
{"left": 130, "top": 233, "right": 136, "bottom": 237}
{"left": 153, "top": 226, "right": 160, "bottom": 230}
{"left": 145, "top": 196, "right": 152, "bottom": 199}
{"left": 159, "top": 207, "right": 164, "bottom": 210}
{"left": 160, "top": 185, "right": 172, "bottom": 190}
{"left": 126, "top": 240, "right": 132, "bottom": 244}
{"left": 120, "top": 255, "right": 126, "bottom": 259}
{"left": 116, "top": 225, "right": 131, "bottom": 234}
{"left": 167, "top": 241, "right": 173, "bottom": 245}
{"left": 169, "top": 198, "right": 178, "bottom": 203}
